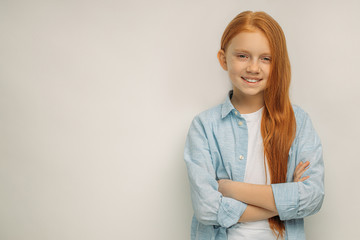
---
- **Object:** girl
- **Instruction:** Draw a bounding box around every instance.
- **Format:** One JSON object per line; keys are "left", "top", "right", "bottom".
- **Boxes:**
{"left": 184, "top": 11, "right": 324, "bottom": 240}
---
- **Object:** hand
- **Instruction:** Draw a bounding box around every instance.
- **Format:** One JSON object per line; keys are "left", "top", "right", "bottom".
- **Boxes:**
{"left": 293, "top": 161, "right": 310, "bottom": 182}
{"left": 217, "top": 179, "right": 234, "bottom": 198}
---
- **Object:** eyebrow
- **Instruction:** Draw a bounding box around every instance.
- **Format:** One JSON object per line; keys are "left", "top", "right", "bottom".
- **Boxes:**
{"left": 233, "top": 49, "right": 271, "bottom": 55}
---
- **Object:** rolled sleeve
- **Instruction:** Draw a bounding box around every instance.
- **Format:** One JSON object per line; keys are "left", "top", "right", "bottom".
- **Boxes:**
{"left": 184, "top": 116, "right": 247, "bottom": 228}
{"left": 217, "top": 196, "right": 247, "bottom": 227}
{"left": 271, "top": 110, "right": 325, "bottom": 221}
{"left": 271, "top": 182, "right": 299, "bottom": 220}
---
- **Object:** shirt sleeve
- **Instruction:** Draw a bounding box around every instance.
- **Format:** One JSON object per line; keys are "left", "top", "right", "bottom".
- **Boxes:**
{"left": 184, "top": 115, "right": 247, "bottom": 228}
{"left": 271, "top": 111, "right": 325, "bottom": 221}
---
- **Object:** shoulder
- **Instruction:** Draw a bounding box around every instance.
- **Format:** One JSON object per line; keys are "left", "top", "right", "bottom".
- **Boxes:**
{"left": 292, "top": 104, "right": 311, "bottom": 124}
{"left": 185, "top": 103, "right": 223, "bottom": 139}
{"left": 292, "top": 104, "right": 318, "bottom": 138}
{"left": 192, "top": 103, "right": 223, "bottom": 126}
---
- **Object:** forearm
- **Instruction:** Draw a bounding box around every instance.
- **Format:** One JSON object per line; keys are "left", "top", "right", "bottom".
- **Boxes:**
{"left": 219, "top": 180, "right": 278, "bottom": 212}
{"left": 238, "top": 204, "right": 278, "bottom": 223}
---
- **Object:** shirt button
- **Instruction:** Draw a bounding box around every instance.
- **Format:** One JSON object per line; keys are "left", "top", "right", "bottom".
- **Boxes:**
{"left": 235, "top": 111, "right": 238, "bottom": 115}
{"left": 238, "top": 121, "right": 243, "bottom": 126}
{"left": 239, "top": 155, "right": 244, "bottom": 160}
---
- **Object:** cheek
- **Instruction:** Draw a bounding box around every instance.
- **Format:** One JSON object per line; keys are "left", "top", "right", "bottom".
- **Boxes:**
{"left": 262, "top": 64, "right": 271, "bottom": 76}
{"left": 227, "top": 61, "right": 244, "bottom": 74}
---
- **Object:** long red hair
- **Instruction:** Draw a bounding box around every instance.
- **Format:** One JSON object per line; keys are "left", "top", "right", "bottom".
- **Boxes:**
{"left": 219, "top": 11, "right": 296, "bottom": 239}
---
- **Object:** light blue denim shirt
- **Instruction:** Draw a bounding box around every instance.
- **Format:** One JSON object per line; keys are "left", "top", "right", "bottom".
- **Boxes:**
{"left": 184, "top": 90, "right": 324, "bottom": 240}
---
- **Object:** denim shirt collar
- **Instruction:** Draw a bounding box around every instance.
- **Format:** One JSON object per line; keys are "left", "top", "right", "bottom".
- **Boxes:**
{"left": 221, "top": 90, "right": 235, "bottom": 119}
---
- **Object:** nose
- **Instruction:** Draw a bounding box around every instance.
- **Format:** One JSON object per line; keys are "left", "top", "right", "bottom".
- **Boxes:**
{"left": 246, "top": 60, "right": 260, "bottom": 74}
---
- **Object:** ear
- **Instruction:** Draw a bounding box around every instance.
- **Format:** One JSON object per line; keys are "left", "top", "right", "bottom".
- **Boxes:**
{"left": 217, "top": 49, "right": 228, "bottom": 71}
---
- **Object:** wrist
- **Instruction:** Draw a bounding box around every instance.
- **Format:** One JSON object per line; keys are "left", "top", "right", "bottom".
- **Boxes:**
{"left": 218, "top": 179, "right": 235, "bottom": 198}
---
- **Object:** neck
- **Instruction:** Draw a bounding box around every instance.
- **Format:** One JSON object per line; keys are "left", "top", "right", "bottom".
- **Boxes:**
{"left": 231, "top": 89, "right": 264, "bottom": 114}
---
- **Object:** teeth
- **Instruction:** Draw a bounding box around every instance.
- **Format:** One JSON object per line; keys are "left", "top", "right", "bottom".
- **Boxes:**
{"left": 243, "top": 77, "right": 260, "bottom": 83}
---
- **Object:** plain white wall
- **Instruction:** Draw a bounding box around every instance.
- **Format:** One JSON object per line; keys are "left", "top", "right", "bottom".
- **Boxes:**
{"left": 1, "top": 0, "right": 359, "bottom": 239}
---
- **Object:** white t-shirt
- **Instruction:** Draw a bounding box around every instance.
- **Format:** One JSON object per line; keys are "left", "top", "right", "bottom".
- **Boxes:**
{"left": 227, "top": 106, "right": 277, "bottom": 240}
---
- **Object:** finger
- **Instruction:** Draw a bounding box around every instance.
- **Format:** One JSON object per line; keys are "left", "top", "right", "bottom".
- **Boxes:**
{"left": 304, "top": 163, "right": 310, "bottom": 170}
{"left": 298, "top": 162, "right": 310, "bottom": 175}
{"left": 298, "top": 161, "right": 310, "bottom": 170}
{"left": 296, "top": 169, "right": 309, "bottom": 181}
{"left": 295, "top": 161, "right": 303, "bottom": 171}
{"left": 294, "top": 164, "right": 303, "bottom": 178}
{"left": 294, "top": 173, "right": 302, "bottom": 182}
{"left": 294, "top": 164, "right": 306, "bottom": 177}
{"left": 294, "top": 161, "right": 311, "bottom": 182}
{"left": 299, "top": 165, "right": 309, "bottom": 175}
{"left": 299, "top": 176, "right": 310, "bottom": 182}
{"left": 295, "top": 161, "right": 309, "bottom": 174}
{"left": 296, "top": 162, "right": 309, "bottom": 175}
{"left": 295, "top": 175, "right": 309, "bottom": 182}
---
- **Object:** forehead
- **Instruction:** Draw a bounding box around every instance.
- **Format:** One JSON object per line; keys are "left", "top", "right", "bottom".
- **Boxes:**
{"left": 227, "top": 30, "right": 271, "bottom": 55}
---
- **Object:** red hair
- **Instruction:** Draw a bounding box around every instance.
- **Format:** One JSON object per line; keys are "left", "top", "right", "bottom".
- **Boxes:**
{"left": 220, "top": 11, "right": 296, "bottom": 239}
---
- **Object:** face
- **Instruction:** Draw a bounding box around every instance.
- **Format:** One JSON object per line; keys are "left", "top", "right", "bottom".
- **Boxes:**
{"left": 218, "top": 29, "right": 271, "bottom": 102}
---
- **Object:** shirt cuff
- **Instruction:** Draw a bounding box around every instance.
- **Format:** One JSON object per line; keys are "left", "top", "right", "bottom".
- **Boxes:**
{"left": 271, "top": 182, "right": 299, "bottom": 220}
{"left": 217, "top": 196, "right": 247, "bottom": 228}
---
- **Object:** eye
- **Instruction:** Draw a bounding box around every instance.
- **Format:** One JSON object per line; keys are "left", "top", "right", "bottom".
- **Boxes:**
{"left": 237, "top": 54, "right": 248, "bottom": 60}
{"left": 262, "top": 57, "right": 272, "bottom": 62}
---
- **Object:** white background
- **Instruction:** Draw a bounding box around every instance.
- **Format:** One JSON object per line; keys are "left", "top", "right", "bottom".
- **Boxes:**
{"left": 1, "top": 0, "right": 359, "bottom": 239}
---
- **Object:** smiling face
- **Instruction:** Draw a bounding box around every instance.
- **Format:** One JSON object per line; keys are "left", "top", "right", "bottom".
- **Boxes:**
{"left": 217, "top": 29, "right": 272, "bottom": 108}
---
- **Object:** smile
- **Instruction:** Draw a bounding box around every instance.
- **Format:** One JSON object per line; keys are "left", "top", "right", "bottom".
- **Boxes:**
{"left": 242, "top": 77, "right": 262, "bottom": 83}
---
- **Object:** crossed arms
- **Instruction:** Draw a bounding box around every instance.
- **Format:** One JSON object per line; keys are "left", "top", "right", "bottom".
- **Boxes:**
{"left": 217, "top": 161, "right": 310, "bottom": 223}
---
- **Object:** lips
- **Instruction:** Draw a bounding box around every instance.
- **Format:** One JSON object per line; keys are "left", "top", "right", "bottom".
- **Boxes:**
{"left": 241, "top": 76, "right": 262, "bottom": 83}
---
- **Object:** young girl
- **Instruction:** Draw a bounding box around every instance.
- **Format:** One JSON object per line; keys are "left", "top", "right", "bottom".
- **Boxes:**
{"left": 184, "top": 11, "right": 324, "bottom": 240}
